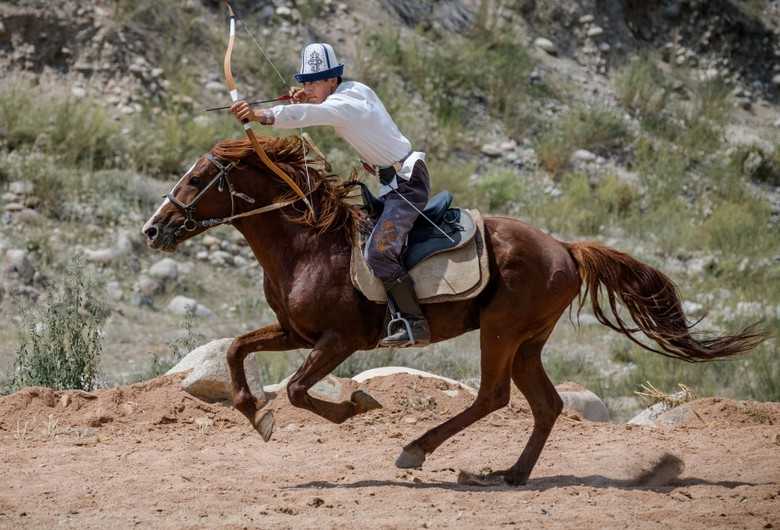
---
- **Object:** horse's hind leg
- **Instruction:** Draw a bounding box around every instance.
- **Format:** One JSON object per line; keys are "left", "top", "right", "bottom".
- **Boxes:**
{"left": 395, "top": 326, "right": 516, "bottom": 469}
{"left": 492, "top": 334, "right": 562, "bottom": 485}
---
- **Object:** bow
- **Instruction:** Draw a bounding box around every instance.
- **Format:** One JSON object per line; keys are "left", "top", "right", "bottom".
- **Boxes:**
{"left": 222, "top": 0, "right": 314, "bottom": 217}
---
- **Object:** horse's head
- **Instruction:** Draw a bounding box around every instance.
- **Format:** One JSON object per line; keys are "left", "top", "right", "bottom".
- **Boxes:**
{"left": 142, "top": 152, "right": 258, "bottom": 252}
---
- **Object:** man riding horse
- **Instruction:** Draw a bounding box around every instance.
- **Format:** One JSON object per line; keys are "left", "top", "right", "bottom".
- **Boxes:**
{"left": 230, "top": 43, "right": 431, "bottom": 347}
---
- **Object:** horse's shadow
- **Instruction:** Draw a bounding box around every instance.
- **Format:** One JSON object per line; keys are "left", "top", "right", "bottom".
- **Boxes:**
{"left": 289, "top": 474, "right": 766, "bottom": 493}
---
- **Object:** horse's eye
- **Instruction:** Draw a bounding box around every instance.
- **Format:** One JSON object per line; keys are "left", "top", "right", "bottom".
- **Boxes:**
{"left": 190, "top": 177, "right": 202, "bottom": 187}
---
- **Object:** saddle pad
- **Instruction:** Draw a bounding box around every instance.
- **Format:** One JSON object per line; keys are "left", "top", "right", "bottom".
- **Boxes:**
{"left": 351, "top": 209, "right": 490, "bottom": 304}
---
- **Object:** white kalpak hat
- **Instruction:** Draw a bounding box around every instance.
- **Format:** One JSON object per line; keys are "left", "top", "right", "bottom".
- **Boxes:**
{"left": 294, "top": 43, "right": 344, "bottom": 83}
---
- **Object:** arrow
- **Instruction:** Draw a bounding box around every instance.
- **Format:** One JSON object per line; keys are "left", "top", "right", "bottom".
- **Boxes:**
{"left": 204, "top": 94, "right": 291, "bottom": 112}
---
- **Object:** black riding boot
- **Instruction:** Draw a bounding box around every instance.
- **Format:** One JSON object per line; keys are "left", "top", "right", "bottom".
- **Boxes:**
{"left": 379, "top": 274, "right": 431, "bottom": 347}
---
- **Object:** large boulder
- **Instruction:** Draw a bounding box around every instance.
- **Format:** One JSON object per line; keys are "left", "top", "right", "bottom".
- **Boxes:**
{"left": 352, "top": 366, "right": 476, "bottom": 394}
{"left": 167, "top": 338, "right": 266, "bottom": 402}
{"left": 555, "top": 382, "right": 609, "bottom": 422}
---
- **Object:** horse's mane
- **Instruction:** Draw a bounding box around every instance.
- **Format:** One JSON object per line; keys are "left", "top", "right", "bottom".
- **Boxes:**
{"left": 211, "top": 136, "right": 367, "bottom": 238}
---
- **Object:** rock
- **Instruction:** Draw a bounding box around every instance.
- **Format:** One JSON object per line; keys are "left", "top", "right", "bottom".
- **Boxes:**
{"left": 774, "top": 118, "right": 780, "bottom": 128}
{"left": 480, "top": 143, "right": 503, "bottom": 157}
{"left": 83, "top": 231, "right": 132, "bottom": 264}
{"left": 587, "top": 26, "right": 604, "bottom": 38}
{"left": 743, "top": 150, "right": 765, "bottom": 177}
{"left": 167, "top": 338, "right": 266, "bottom": 402}
{"left": 655, "top": 404, "right": 697, "bottom": 427}
{"left": 3, "top": 203, "right": 24, "bottom": 212}
{"left": 264, "top": 374, "right": 352, "bottom": 402}
{"left": 3, "top": 249, "right": 34, "bottom": 283}
{"left": 105, "top": 281, "right": 123, "bottom": 301}
{"left": 555, "top": 383, "right": 609, "bottom": 422}
{"left": 13, "top": 207, "right": 40, "bottom": 224}
{"left": 71, "top": 86, "right": 87, "bottom": 98}
{"left": 148, "top": 257, "right": 179, "bottom": 281}
{"left": 533, "top": 37, "right": 557, "bottom": 56}
{"left": 682, "top": 300, "right": 704, "bottom": 315}
{"left": 167, "top": 296, "right": 214, "bottom": 318}
{"left": 9, "top": 180, "right": 33, "bottom": 195}
{"left": 275, "top": 6, "right": 292, "bottom": 17}
{"left": 499, "top": 140, "right": 517, "bottom": 152}
{"left": 135, "top": 275, "right": 162, "bottom": 297}
{"left": 772, "top": 74, "right": 780, "bottom": 87}
{"left": 202, "top": 235, "right": 220, "bottom": 248}
{"left": 572, "top": 149, "right": 597, "bottom": 163}
{"left": 579, "top": 14, "right": 594, "bottom": 25}
{"left": 628, "top": 401, "right": 672, "bottom": 426}
{"left": 210, "top": 250, "right": 234, "bottom": 267}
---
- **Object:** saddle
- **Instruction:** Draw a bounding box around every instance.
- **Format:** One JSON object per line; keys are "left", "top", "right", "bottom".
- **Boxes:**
{"left": 350, "top": 183, "right": 490, "bottom": 304}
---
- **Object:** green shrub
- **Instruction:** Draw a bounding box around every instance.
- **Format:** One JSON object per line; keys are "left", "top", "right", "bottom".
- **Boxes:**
{"left": 11, "top": 264, "right": 108, "bottom": 391}
{"left": 615, "top": 55, "right": 669, "bottom": 118}
{"left": 700, "top": 200, "right": 772, "bottom": 255}
{"left": 536, "top": 106, "right": 628, "bottom": 176}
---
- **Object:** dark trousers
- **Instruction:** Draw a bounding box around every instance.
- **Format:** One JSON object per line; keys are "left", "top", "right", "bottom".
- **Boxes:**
{"left": 365, "top": 161, "right": 430, "bottom": 282}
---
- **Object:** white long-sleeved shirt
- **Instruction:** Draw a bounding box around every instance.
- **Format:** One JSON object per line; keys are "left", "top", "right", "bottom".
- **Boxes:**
{"left": 270, "top": 81, "right": 411, "bottom": 167}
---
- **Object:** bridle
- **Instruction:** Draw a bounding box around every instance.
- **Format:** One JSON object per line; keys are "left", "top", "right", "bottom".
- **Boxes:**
{"left": 164, "top": 153, "right": 304, "bottom": 234}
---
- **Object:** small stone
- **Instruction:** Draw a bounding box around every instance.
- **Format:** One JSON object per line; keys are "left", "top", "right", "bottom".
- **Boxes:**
{"left": 533, "top": 37, "right": 558, "bottom": 56}
{"left": 148, "top": 257, "right": 179, "bottom": 280}
{"left": 9, "top": 180, "right": 33, "bottom": 195}
{"left": 499, "top": 140, "right": 517, "bottom": 152}
{"left": 599, "top": 42, "right": 611, "bottom": 53}
{"left": 579, "top": 14, "right": 595, "bottom": 24}
{"left": 480, "top": 143, "right": 502, "bottom": 157}
{"left": 71, "top": 86, "right": 87, "bottom": 98}
{"left": 105, "top": 281, "right": 123, "bottom": 301}
{"left": 59, "top": 394, "right": 72, "bottom": 408}
{"left": 3, "top": 202, "right": 24, "bottom": 212}
{"left": 3, "top": 249, "right": 34, "bottom": 283}
{"left": 587, "top": 26, "right": 604, "bottom": 38}
{"left": 772, "top": 74, "right": 780, "bottom": 87}
{"left": 135, "top": 275, "right": 162, "bottom": 297}
{"left": 167, "top": 296, "right": 214, "bottom": 318}
{"left": 572, "top": 149, "right": 597, "bottom": 162}
{"left": 275, "top": 6, "right": 292, "bottom": 17}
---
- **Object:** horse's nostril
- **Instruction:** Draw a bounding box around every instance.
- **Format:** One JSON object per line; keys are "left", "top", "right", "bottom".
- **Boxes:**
{"left": 145, "top": 225, "right": 159, "bottom": 241}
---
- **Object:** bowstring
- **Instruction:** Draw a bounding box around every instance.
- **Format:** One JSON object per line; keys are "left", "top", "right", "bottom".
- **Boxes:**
{"left": 235, "top": 17, "right": 314, "bottom": 209}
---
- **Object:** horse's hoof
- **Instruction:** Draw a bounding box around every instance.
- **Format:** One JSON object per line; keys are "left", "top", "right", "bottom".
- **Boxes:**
{"left": 395, "top": 445, "right": 426, "bottom": 469}
{"left": 352, "top": 390, "right": 382, "bottom": 413}
{"left": 253, "top": 410, "right": 274, "bottom": 442}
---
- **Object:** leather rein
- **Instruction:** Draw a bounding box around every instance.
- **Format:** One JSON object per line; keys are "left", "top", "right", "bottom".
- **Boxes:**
{"left": 165, "top": 153, "right": 304, "bottom": 234}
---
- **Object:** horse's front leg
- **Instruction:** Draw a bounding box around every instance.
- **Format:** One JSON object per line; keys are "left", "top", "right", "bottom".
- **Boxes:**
{"left": 286, "top": 332, "right": 382, "bottom": 424}
{"left": 227, "top": 322, "right": 306, "bottom": 439}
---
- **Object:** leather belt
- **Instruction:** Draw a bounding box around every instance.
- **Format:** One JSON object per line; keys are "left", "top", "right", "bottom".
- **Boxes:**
{"left": 362, "top": 151, "right": 412, "bottom": 185}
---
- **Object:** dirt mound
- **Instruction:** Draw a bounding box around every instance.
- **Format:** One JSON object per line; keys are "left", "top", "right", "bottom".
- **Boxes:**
{"left": 0, "top": 374, "right": 240, "bottom": 441}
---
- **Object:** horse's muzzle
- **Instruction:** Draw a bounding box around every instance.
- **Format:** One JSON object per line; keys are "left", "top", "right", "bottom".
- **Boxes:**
{"left": 143, "top": 223, "right": 178, "bottom": 252}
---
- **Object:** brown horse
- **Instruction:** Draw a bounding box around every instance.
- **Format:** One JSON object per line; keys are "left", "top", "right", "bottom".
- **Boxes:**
{"left": 142, "top": 135, "right": 763, "bottom": 485}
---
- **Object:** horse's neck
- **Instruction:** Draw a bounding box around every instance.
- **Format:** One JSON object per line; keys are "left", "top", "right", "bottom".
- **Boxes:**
{"left": 234, "top": 212, "right": 349, "bottom": 283}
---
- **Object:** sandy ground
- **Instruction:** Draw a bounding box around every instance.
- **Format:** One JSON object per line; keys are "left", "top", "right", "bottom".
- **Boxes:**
{"left": 0, "top": 373, "right": 778, "bottom": 530}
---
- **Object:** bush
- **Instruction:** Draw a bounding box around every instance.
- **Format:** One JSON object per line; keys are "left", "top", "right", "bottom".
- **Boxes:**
{"left": 11, "top": 264, "right": 108, "bottom": 391}
{"left": 615, "top": 55, "right": 669, "bottom": 119}
{"left": 700, "top": 200, "right": 772, "bottom": 255}
{"left": 536, "top": 106, "right": 628, "bottom": 176}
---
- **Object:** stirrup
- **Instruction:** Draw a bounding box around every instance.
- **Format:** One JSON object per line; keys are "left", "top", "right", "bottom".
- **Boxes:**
{"left": 383, "top": 312, "right": 416, "bottom": 348}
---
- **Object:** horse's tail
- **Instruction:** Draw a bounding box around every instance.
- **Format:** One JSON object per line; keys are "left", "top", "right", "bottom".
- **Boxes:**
{"left": 565, "top": 241, "right": 765, "bottom": 362}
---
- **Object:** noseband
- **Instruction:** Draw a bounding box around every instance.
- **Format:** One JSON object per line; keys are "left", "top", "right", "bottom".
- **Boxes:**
{"left": 164, "top": 153, "right": 304, "bottom": 234}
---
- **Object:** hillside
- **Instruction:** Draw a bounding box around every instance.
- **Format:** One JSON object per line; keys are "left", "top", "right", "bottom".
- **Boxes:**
{"left": 0, "top": 0, "right": 778, "bottom": 415}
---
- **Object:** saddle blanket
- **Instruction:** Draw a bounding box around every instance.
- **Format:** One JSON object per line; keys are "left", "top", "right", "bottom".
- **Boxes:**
{"left": 350, "top": 209, "right": 490, "bottom": 304}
